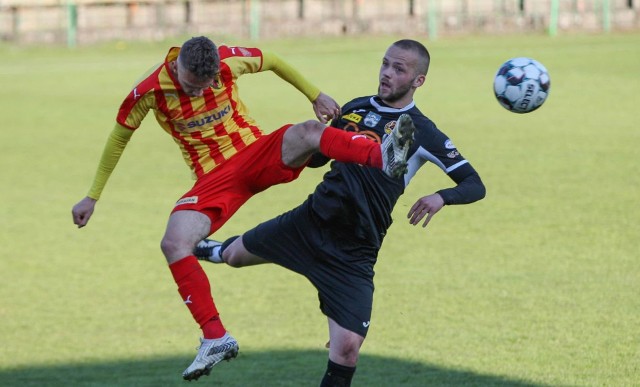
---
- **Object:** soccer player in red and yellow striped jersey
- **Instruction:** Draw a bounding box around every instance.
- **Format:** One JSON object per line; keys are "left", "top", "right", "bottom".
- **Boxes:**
{"left": 71, "top": 36, "right": 410, "bottom": 381}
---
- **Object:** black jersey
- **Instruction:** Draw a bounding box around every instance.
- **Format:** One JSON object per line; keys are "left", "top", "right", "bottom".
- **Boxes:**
{"left": 309, "top": 96, "right": 484, "bottom": 250}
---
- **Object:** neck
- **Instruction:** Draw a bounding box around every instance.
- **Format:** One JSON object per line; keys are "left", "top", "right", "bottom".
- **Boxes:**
{"left": 169, "top": 61, "right": 178, "bottom": 75}
{"left": 378, "top": 96, "right": 414, "bottom": 109}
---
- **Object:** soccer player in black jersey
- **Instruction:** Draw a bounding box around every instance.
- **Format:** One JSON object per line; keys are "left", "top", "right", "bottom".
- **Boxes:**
{"left": 196, "top": 39, "right": 486, "bottom": 386}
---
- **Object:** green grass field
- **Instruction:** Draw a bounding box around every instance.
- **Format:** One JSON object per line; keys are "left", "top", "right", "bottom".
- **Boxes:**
{"left": 1, "top": 32, "right": 639, "bottom": 386}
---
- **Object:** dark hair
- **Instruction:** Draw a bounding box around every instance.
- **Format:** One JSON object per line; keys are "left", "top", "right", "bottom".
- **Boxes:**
{"left": 178, "top": 36, "right": 219, "bottom": 80}
{"left": 392, "top": 39, "right": 430, "bottom": 76}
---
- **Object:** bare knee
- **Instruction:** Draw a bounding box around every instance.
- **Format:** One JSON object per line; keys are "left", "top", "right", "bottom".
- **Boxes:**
{"left": 161, "top": 211, "right": 211, "bottom": 263}
{"left": 160, "top": 234, "right": 194, "bottom": 263}
{"left": 293, "top": 120, "right": 325, "bottom": 148}
{"left": 330, "top": 337, "right": 363, "bottom": 367}
{"left": 160, "top": 235, "right": 178, "bottom": 257}
{"left": 332, "top": 343, "right": 360, "bottom": 367}
{"left": 300, "top": 119, "right": 325, "bottom": 134}
{"left": 282, "top": 120, "right": 326, "bottom": 167}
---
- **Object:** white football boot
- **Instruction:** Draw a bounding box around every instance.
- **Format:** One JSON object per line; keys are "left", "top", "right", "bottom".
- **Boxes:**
{"left": 182, "top": 333, "right": 239, "bottom": 381}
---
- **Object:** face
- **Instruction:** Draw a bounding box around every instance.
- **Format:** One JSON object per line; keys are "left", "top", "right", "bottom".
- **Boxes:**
{"left": 378, "top": 46, "right": 425, "bottom": 108}
{"left": 174, "top": 59, "right": 216, "bottom": 97}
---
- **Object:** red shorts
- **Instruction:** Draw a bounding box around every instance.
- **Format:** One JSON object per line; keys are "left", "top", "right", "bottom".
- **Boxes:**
{"left": 171, "top": 124, "right": 304, "bottom": 234}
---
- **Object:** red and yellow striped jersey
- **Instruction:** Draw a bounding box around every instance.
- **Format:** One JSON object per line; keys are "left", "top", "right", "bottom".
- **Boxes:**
{"left": 116, "top": 45, "right": 267, "bottom": 179}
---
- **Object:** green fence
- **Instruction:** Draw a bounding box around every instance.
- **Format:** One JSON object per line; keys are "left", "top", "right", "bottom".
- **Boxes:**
{"left": 1, "top": 0, "right": 638, "bottom": 46}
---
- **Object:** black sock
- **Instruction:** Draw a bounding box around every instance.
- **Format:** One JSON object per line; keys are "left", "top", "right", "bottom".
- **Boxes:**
{"left": 320, "top": 359, "right": 356, "bottom": 387}
{"left": 220, "top": 235, "right": 239, "bottom": 258}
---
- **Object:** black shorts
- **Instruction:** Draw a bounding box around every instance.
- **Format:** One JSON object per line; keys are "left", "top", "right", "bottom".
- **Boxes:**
{"left": 243, "top": 200, "right": 377, "bottom": 337}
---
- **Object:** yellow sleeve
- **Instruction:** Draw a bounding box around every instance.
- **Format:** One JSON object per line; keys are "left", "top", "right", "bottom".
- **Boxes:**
{"left": 261, "top": 51, "right": 321, "bottom": 102}
{"left": 87, "top": 123, "right": 134, "bottom": 200}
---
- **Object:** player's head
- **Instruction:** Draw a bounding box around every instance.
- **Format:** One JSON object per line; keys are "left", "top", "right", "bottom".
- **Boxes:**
{"left": 378, "top": 39, "right": 430, "bottom": 107}
{"left": 176, "top": 36, "right": 220, "bottom": 97}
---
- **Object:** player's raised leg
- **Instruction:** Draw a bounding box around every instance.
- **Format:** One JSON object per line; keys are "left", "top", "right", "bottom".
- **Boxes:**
{"left": 195, "top": 235, "right": 268, "bottom": 267}
{"left": 280, "top": 118, "right": 414, "bottom": 177}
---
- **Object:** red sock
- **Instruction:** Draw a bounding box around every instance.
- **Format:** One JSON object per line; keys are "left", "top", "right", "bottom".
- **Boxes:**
{"left": 319, "top": 127, "right": 382, "bottom": 168}
{"left": 169, "top": 256, "right": 226, "bottom": 339}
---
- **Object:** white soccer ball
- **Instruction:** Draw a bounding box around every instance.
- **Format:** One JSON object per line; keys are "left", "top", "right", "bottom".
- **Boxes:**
{"left": 493, "top": 57, "right": 550, "bottom": 113}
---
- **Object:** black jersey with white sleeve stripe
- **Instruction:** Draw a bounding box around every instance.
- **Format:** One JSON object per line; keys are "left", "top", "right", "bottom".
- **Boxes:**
{"left": 308, "top": 95, "right": 485, "bottom": 249}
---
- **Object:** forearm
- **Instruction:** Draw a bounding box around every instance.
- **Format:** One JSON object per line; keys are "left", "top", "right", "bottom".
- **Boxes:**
{"left": 262, "top": 51, "right": 321, "bottom": 102}
{"left": 437, "top": 172, "right": 486, "bottom": 205}
{"left": 87, "top": 123, "right": 134, "bottom": 200}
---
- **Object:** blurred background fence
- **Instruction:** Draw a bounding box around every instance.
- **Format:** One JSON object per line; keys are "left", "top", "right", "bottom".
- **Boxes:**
{"left": 1, "top": 0, "right": 639, "bottom": 46}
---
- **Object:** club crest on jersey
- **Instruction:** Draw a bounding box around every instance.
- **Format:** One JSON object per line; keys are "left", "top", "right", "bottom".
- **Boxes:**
{"left": 342, "top": 113, "right": 362, "bottom": 123}
{"left": 229, "top": 46, "right": 252, "bottom": 57}
{"left": 445, "top": 139, "right": 456, "bottom": 149}
{"left": 364, "top": 112, "right": 382, "bottom": 128}
{"left": 384, "top": 120, "right": 396, "bottom": 135}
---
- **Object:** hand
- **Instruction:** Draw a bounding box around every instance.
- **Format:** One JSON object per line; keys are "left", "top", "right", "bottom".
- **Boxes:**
{"left": 72, "top": 196, "right": 97, "bottom": 228}
{"left": 407, "top": 193, "right": 445, "bottom": 228}
{"left": 312, "top": 92, "right": 341, "bottom": 124}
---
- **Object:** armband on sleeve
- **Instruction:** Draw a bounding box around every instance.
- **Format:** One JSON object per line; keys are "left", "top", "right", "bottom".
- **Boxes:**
{"left": 87, "top": 123, "right": 134, "bottom": 200}
{"left": 262, "top": 51, "right": 321, "bottom": 102}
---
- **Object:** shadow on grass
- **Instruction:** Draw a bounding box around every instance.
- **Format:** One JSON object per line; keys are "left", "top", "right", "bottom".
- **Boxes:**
{"left": 0, "top": 349, "right": 549, "bottom": 387}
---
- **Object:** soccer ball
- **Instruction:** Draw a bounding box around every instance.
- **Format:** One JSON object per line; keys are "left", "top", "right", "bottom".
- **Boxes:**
{"left": 493, "top": 57, "right": 550, "bottom": 113}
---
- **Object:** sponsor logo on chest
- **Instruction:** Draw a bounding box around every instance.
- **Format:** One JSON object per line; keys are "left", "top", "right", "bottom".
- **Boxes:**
{"left": 342, "top": 113, "right": 362, "bottom": 123}
{"left": 174, "top": 105, "right": 232, "bottom": 132}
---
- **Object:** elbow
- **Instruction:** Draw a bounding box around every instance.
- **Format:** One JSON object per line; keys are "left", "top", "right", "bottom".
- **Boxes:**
{"left": 478, "top": 183, "right": 487, "bottom": 201}
{"left": 466, "top": 172, "right": 486, "bottom": 202}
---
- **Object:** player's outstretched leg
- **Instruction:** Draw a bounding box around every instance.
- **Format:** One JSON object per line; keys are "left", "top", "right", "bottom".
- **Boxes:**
{"left": 194, "top": 239, "right": 224, "bottom": 263}
{"left": 182, "top": 333, "right": 239, "bottom": 381}
{"left": 381, "top": 113, "right": 415, "bottom": 178}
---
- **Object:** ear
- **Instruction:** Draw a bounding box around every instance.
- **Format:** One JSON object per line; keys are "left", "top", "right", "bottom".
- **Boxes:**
{"left": 413, "top": 74, "right": 426, "bottom": 88}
